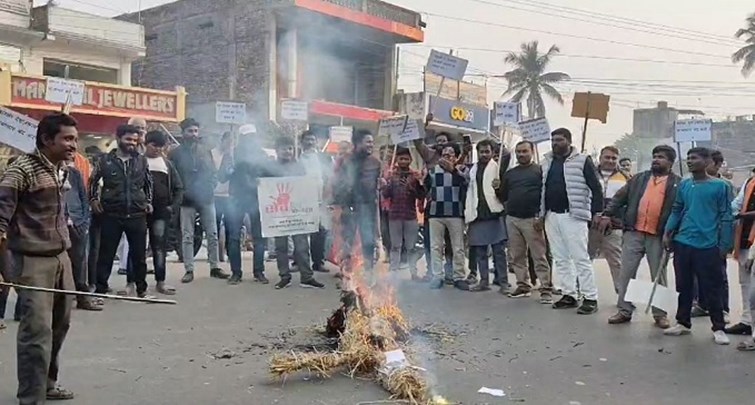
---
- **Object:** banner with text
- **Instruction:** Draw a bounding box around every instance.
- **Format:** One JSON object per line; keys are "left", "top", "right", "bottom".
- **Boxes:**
{"left": 0, "top": 106, "right": 37, "bottom": 153}
{"left": 259, "top": 176, "right": 320, "bottom": 238}
{"left": 493, "top": 102, "right": 521, "bottom": 126}
{"left": 215, "top": 101, "right": 246, "bottom": 125}
{"left": 378, "top": 116, "right": 424, "bottom": 144}
{"left": 280, "top": 100, "right": 309, "bottom": 121}
{"left": 45, "top": 77, "right": 85, "bottom": 106}
{"left": 674, "top": 119, "right": 712, "bottom": 143}
{"left": 426, "top": 50, "right": 469, "bottom": 81}
{"left": 518, "top": 117, "right": 551, "bottom": 143}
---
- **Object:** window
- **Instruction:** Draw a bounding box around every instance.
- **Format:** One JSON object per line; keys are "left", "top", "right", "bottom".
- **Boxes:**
{"left": 0, "top": 44, "right": 21, "bottom": 72}
{"left": 43, "top": 59, "right": 118, "bottom": 84}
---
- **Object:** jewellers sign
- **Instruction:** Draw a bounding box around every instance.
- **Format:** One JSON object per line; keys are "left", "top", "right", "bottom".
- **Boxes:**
{"left": 10, "top": 75, "right": 182, "bottom": 121}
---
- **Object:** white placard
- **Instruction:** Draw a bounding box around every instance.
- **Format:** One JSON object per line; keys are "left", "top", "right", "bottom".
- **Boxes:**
{"left": 215, "top": 101, "right": 246, "bottom": 125}
{"left": 625, "top": 279, "right": 678, "bottom": 314}
{"left": 329, "top": 126, "right": 353, "bottom": 143}
{"left": 45, "top": 77, "right": 85, "bottom": 106}
{"left": 378, "top": 116, "right": 424, "bottom": 144}
{"left": 426, "top": 49, "right": 469, "bottom": 81}
{"left": 494, "top": 102, "right": 521, "bottom": 126}
{"left": 674, "top": 119, "right": 712, "bottom": 143}
{"left": 258, "top": 176, "right": 319, "bottom": 238}
{"left": 280, "top": 100, "right": 309, "bottom": 121}
{"left": 518, "top": 117, "right": 551, "bottom": 143}
{"left": 0, "top": 106, "right": 37, "bottom": 153}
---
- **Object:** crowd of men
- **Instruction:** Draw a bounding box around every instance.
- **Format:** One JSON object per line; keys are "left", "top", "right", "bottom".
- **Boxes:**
{"left": 0, "top": 111, "right": 754, "bottom": 403}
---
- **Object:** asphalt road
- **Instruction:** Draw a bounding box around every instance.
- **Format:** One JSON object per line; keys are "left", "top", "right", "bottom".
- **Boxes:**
{"left": 1, "top": 251, "right": 753, "bottom": 405}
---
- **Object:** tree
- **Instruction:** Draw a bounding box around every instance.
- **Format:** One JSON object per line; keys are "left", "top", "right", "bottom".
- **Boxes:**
{"left": 501, "top": 41, "right": 570, "bottom": 118}
{"left": 733, "top": 12, "right": 755, "bottom": 77}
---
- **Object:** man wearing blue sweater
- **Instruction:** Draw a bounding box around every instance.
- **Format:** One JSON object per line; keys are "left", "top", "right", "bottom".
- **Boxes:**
{"left": 663, "top": 147, "right": 734, "bottom": 345}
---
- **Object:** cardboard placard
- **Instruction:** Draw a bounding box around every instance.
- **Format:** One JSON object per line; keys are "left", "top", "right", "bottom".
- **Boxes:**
{"left": 378, "top": 116, "right": 424, "bottom": 144}
{"left": 674, "top": 119, "right": 712, "bottom": 143}
{"left": 280, "top": 100, "right": 309, "bottom": 121}
{"left": 329, "top": 126, "right": 353, "bottom": 143}
{"left": 215, "top": 101, "right": 247, "bottom": 125}
{"left": 493, "top": 102, "right": 521, "bottom": 126}
{"left": 518, "top": 117, "right": 551, "bottom": 143}
{"left": 258, "top": 176, "right": 320, "bottom": 237}
{"left": 45, "top": 77, "right": 85, "bottom": 106}
{"left": 0, "top": 106, "right": 37, "bottom": 153}
{"left": 426, "top": 50, "right": 469, "bottom": 81}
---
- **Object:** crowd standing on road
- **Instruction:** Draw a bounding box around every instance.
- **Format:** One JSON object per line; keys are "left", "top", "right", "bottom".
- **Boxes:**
{"left": 0, "top": 112, "right": 754, "bottom": 403}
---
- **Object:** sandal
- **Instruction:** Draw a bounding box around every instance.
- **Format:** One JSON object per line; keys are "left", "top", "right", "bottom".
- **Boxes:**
{"left": 47, "top": 385, "right": 75, "bottom": 400}
{"left": 736, "top": 340, "right": 755, "bottom": 351}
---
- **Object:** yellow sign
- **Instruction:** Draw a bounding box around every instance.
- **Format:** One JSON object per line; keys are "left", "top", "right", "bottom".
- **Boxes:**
{"left": 450, "top": 106, "right": 474, "bottom": 123}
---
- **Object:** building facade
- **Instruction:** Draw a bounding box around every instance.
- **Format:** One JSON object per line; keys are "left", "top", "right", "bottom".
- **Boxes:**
{"left": 120, "top": 0, "right": 425, "bottom": 136}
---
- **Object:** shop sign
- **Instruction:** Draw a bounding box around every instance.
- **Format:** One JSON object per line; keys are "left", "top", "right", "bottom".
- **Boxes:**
{"left": 10, "top": 75, "right": 180, "bottom": 121}
{"left": 429, "top": 96, "right": 490, "bottom": 132}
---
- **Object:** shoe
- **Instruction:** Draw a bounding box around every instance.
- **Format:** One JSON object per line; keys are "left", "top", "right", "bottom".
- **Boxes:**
{"left": 664, "top": 324, "right": 692, "bottom": 336}
{"left": 492, "top": 280, "right": 502, "bottom": 287}
{"left": 210, "top": 268, "right": 231, "bottom": 279}
{"left": 608, "top": 312, "right": 632, "bottom": 324}
{"left": 470, "top": 281, "right": 490, "bottom": 292}
{"left": 577, "top": 299, "right": 599, "bottom": 315}
{"left": 498, "top": 286, "right": 510, "bottom": 295}
{"left": 253, "top": 275, "right": 270, "bottom": 285}
{"left": 118, "top": 283, "right": 136, "bottom": 297}
{"left": 654, "top": 316, "right": 671, "bottom": 329}
{"left": 227, "top": 275, "right": 242, "bottom": 285}
{"left": 137, "top": 291, "right": 156, "bottom": 299}
{"left": 46, "top": 385, "right": 74, "bottom": 400}
{"left": 552, "top": 295, "right": 578, "bottom": 309}
{"left": 713, "top": 330, "right": 731, "bottom": 345}
{"left": 301, "top": 279, "right": 325, "bottom": 289}
{"left": 508, "top": 286, "right": 532, "bottom": 298}
{"left": 181, "top": 272, "right": 194, "bottom": 283}
{"left": 724, "top": 322, "right": 753, "bottom": 335}
{"left": 454, "top": 280, "right": 470, "bottom": 291}
{"left": 466, "top": 275, "right": 478, "bottom": 284}
{"left": 76, "top": 298, "right": 103, "bottom": 312}
{"left": 275, "top": 278, "right": 292, "bottom": 289}
{"left": 156, "top": 282, "right": 176, "bottom": 295}
{"left": 690, "top": 304, "right": 708, "bottom": 317}
{"left": 313, "top": 263, "right": 330, "bottom": 273}
{"left": 539, "top": 293, "right": 554, "bottom": 305}
{"left": 444, "top": 278, "right": 455, "bottom": 285}
{"left": 429, "top": 279, "right": 444, "bottom": 289}
{"left": 117, "top": 268, "right": 127, "bottom": 275}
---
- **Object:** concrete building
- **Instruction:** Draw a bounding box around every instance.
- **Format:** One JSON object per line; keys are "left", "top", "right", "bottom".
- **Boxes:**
{"left": 120, "top": 0, "right": 425, "bottom": 136}
{"left": 632, "top": 101, "right": 704, "bottom": 139}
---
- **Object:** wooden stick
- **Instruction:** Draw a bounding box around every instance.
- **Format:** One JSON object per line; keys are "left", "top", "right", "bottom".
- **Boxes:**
{"left": 0, "top": 282, "right": 177, "bottom": 305}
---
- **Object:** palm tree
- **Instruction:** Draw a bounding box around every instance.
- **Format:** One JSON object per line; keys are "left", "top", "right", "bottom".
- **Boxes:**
{"left": 501, "top": 41, "right": 570, "bottom": 119}
{"left": 733, "top": 12, "right": 755, "bottom": 77}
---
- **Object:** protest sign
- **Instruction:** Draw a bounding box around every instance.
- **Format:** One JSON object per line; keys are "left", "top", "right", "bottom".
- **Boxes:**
{"left": 426, "top": 50, "right": 468, "bottom": 81}
{"left": 45, "top": 77, "right": 85, "bottom": 106}
{"left": 674, "top": 119, "right": 712, "bottom": 143}
{"left": 215, "top": 101, "right": 246, "bottom": 125}
{"left": 378, "top": 116, "right": 424, "bottom": 144}
{"left": 493, "top": 102, "right": 521, "bottom": 126}
{"left": 329, "top": 126, "right": 353, "bottom": 143}
{"left": 0, "top": 106, "right": 37, "bottom": 153}
{"left": 259, "top": 176, "right": 320, "bottom": 238}
{"left": 281, "top": 100, "right": 309, "bottom": 121}
{"left": 518, "top": 117, "right": 551, "bottom": 143}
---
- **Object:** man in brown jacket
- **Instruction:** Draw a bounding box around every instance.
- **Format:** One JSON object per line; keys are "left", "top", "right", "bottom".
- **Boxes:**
{"left": 0, "top": 113, "right": 79, "bottom": 403}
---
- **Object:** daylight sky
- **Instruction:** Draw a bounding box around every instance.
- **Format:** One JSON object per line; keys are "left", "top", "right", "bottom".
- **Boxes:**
{"left": 45, "top": 0, "right": 755, "bottom": 149}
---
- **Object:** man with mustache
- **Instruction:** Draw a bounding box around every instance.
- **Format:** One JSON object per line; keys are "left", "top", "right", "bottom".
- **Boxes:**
{"left": 0, "top": 113, "right": 79, "bottom": 402}
{"left": 90, "top": 124, "right": 153, "bottom": 298}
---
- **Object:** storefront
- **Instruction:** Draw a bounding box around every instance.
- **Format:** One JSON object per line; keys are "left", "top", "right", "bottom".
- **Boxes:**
{"left": 426, "top": 95, "right": 491, "bottom": 142}
{"left": 0, "top": 72, "right": 186, "bottom": 157}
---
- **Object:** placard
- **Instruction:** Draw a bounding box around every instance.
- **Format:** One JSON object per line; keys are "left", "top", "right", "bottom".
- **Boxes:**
{"left": 493, "top": 102, "right": 521, "bottom": 126}
{"left": 329, "top": 126, "right": 353, "bottom": 143}
{"left": 0, "top": 106, "right": 37, "bottom": 153}
{"left": 426, "top": 50, "right": 469, "bottom": 81}
{"left": 258, "top": 176, "right": 319, "bottom": 238}
{"left": 674, "top": 119, "right": 712, "bottom": 143}
{"left": 45, "top": 77, "right": 85, "bottom": 106}
{"left": 377, "top": 116, "right": 424, "bottom": 144}
{"left": 215, "top": 101, "right": 246, "bottom": 125}
{"left": 280, "top": 100, "right": 309, "bottom": 121}
{"left": 518, "top": 117, "right": 551, "bottom": 143}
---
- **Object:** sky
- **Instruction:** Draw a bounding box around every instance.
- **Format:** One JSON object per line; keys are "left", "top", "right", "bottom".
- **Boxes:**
{"left": 44, "top": 0, "right": 755, "bottom": 149}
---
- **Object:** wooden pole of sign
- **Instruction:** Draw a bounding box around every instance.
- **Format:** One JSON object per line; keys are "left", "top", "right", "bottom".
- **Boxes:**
{"left": 580, "top": 92, "right": 591, "bottom": 153}
{"left": 0, "top": 282, "right": 177, "bottom": 305}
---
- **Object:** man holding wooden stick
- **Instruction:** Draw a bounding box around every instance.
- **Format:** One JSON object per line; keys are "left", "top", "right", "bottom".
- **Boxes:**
{"left": 0, "top": 113, "right": 79, "bottom": 403}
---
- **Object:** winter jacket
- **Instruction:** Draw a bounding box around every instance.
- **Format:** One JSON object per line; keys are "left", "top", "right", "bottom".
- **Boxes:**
{"left": 603, "top": 170, "right": 681, "bottom": 236}
{"left": 148, "top": 156, "right": 184, "bottom": 220}
{"left": 333, "top": 152, "right": 381, "bottom": 207}
{"left": 540, "top": 147, "right": 602, "bottom": 222}
{"left": 90, "top": 150, "right": 153, "bottom": 218}
{"left": 168, "top": 141, "right": 217, "bottom": 208}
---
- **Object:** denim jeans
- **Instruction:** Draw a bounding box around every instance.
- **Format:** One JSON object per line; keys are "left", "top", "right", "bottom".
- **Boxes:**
{"left": 227, "top": 200, "right": 265, "bottom": 278}
{"left": 180, "top": 204, "right": 220, "bottom": 272}
{"left": 148, "top": 218, "right": 168, "bottom": 282}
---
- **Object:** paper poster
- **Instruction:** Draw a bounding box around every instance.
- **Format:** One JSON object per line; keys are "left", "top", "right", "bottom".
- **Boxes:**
{"left": 215, "top": 101, "right": 246, "bottom": 124}
{"left": 378, "top": 116, "right": 424, "bottom": 144}
{"left": 426, "top": 50, "right": 468, "bottom": 81}
{"left": 518, "top": 117, "right": 551, "bottom": 143}
{"left": 280, "top": 100, "right": 309, "bottom": 121}
{"left": 329, "top": 126, "right": 353, "bottom": 143}
{"left": 258, "top": 176, "right": 320, "bottom": 238}
{"left": 45, "top": 77, "right": 85, "bottom": 106}
{"left": 493, "top": 102, "right": 521, "bottom": 126}
{"left": 674, "top": 119, "right": 712, "bottom": 143}
{"left": 0, "top": 106, "right": 37, "bottom": 153}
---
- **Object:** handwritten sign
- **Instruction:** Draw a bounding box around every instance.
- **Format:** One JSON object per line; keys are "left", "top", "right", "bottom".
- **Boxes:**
{"left": 518, "top": 117, "right": 551, "bottom": 143}
{"left": 280, "top": 100, "right": 309, "bottom": 121}
{"left": 329, "top": 126, "right": 353, "bottom": 143}
{"left": 215, "top": 101, "right": 246, "bottom": 125}
{"left": 45, "top": 77, "right": 85, "bottom": 106}
{"left": 0, "top": 106, "right": 37, "bottom": 153}
{"left": 674, "top": 119, "right": 712, "bottom": 143}
{"left": 258, "top": 176, "right": 319, "bottom": 237}
{"left": 493, "top": 102, "right": 521, "bottom": 126}
{"left": 426, "top": 50, "right": 468, "bottom": 81}
{"left": 378, "top": 116, "right": 424, "bottom": 144}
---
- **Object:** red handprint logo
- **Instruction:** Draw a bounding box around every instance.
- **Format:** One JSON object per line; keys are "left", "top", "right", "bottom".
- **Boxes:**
{"left": 266, "top": 182, "right": 292, "bottom": 213}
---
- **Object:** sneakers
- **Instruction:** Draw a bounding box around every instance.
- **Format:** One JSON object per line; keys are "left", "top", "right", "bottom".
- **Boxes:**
{"left": 664, "top": 324, "right": 692, "bottom": 336}
{"left": 654, "top": 316, "right": 671, "bottom": 329}
{"left": 253, "top": 275, "right": 270, "bottom": 285}
{"left": 210, "top": 268, "right": 231, "bottom": 279}
{"left": 724, "top": 322, "right": 753, "bottom": 335}
{"left": 300, "top": 279, "right": 325, "bottom": 289}
{"left": 577, "top": 299, "right": 598, "bottom": 315}
{"left": 713, "top": 330, "right": 731, "bottom": 345}
{"left": 275, "top": 278, "right": 292, "bottom": 289}
{"left": 454, "top": 280, "right": 470, "bottom": 291}
{"left": 539, "top": 293, "right": 554, "bottom": 305}
{"left": 181, "top": 272, "right": 194, "bottom": 284}
{"left": 508, "top": 287, "right": 532, "bottom": 298}
{"left": 227, "top": 274, "right": 242, "bottom": 285}
{"left": 552, "top": 295, "right": 579, "bottom": 309}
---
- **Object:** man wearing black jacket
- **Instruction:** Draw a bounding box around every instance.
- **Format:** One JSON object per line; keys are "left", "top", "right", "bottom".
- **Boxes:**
{"left": 90, "top": 124, "right": 153, "bottom": 298}
{"left": 145, "top": 130, "right": 183, "bottom": 295}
